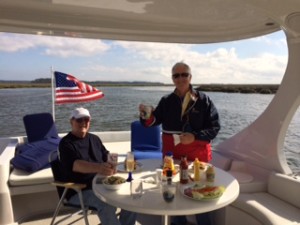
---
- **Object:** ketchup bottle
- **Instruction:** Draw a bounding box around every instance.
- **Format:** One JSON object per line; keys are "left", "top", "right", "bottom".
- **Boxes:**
{"left": 180, "top": 155, "right": 189, "bottom": 184}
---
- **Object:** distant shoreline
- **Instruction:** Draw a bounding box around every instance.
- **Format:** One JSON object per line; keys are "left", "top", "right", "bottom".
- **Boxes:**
{"left": 196, "top": 84, "right": 278, "bottom": 94}
{"left": 0, "top": 82, "right": 279, "bottom": 94}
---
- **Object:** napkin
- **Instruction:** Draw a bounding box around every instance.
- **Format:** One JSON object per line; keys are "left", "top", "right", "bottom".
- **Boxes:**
{"left": 173, "top": 134, "right": 181, "bottom": 146}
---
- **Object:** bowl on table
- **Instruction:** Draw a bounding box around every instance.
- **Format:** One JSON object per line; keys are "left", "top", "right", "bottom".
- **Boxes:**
{"left": 102, "top": 175, "right": 126, "bottom": 190}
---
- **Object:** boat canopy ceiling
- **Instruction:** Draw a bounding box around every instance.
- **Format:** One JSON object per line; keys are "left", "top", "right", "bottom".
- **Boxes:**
{"left": 1, "top": 0, "right": 299, "bottom": 43}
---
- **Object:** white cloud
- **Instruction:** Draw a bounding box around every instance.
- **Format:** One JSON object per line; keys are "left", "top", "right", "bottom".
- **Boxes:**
{"left": 0, "top": 33, "right": 110, "bottom": 57}
{"left": 111, "top": 41, "right": 287, "bottom": 84}
{"left": 251, "top": 35, "right": 287, "bottom": 49}
{"left": 42, "top": 37, "right": 110, "bottom": 57}
{"left": 0, "top": 33, "right": 36, "bottom": 52}
{"left": 0, "top": 32, "right": 288, "bottom": 84}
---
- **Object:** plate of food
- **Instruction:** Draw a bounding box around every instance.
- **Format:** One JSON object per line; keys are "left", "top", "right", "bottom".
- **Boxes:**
{"left": 117, "top": 160, "right": 143, "bottom": 173}
{"left": 181, "top": 183, "right": 225, "bottom": 200}
{"left": 102, "top": 175, "right": 126, "bottom": 190}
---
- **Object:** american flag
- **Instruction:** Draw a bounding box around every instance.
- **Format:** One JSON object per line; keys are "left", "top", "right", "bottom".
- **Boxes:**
{"left": 54, "top": 71, "right": 104, "bottom": 104}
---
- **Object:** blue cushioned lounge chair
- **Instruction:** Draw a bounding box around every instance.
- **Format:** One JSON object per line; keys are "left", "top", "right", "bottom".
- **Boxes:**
{"left": 11, "top": 113, "right": 61, "bottom": 173}
{"left": 23, "top": 112, "right": 60, "bottom": 143}
{"left": 131, "top": 120, "right": 162, "bottom": 160}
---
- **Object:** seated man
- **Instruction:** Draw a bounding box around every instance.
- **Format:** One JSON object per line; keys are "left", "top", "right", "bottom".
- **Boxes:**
{"left": 59, "top": 107, "right": 136, "bottom": 225}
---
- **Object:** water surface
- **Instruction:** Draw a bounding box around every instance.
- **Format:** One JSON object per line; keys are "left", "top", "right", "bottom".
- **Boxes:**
{"left": 0, "top": 87, "right": 298, "bottom": 172}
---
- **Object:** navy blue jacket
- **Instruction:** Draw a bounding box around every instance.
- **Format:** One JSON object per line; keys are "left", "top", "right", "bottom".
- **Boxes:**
{"left": 150, "top": 87, "right": 221, "bottom": 142}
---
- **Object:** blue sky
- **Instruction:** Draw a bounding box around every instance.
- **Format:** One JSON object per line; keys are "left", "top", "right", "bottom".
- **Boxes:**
{"left": 0, "top": 31, "right": 287, "bottom": 84}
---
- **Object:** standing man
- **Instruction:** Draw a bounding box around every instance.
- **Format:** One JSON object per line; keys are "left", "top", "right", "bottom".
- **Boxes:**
{"left": 139, "top": 62, "right": 221, "bottom": 225}
{"left": 59, "top": 107, "right": 136, "bottom": 225}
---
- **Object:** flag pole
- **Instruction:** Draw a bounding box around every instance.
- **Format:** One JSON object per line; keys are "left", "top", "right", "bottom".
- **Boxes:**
{"left": 51, "top": 66, "right": 56, "bottom": 121}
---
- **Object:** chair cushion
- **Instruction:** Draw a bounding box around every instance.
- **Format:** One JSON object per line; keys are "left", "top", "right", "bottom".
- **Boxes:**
{"left": 132, "top": 144, "right": 161, "bottom": 151}
{"left": 133, "top": 151, "right": 162, "bottom": 160}
{"left": 23, "top": 113, "right": 59, "bottom": 143}
{"left": 268, "top": 172, "right": 300, "bottom": 208}
{"left": 9, "top": 167, "right": 53, "bottom": 186}
{"left": 131, "top": 121, "right": 162, "bottom": 160}
{"left": 233, "top": 192, "right": 300, "bottom": 225}
{"left": 11, "top": 138, "right": 61, "bottom": 173}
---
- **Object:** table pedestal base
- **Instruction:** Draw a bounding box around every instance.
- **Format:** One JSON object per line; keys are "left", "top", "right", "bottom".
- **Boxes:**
{"left": 162, "top": 215, "right": 170, "bottom": 225}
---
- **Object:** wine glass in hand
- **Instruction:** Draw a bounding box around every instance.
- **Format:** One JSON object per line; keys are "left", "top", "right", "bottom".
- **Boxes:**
{"left": 126, "top": 152, "right": 135, "bottom": 182}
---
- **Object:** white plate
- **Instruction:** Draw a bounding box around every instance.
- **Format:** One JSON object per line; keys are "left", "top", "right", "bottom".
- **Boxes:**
{"left": 180, "top": 184, "right": 224, "bottom": 201}
{"left": 117, "top": 161, "right": 143, "bottom": 173}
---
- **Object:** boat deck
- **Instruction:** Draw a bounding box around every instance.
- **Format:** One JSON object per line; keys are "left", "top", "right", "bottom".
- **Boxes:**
{"left": 19, "top": 211, "right": 163, "bottom": 225}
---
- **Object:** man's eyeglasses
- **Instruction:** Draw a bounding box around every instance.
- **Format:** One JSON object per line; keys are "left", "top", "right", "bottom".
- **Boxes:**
{"left": 172, "top": 73, "right": 190, "bottom": 79}
{"left": 75, "top": 117, "right": 90, "bottom": 123}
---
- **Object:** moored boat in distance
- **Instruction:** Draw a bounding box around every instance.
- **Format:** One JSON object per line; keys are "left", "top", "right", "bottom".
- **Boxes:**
{"left": 0, "top": 0, "right": 299, "bottom": 225}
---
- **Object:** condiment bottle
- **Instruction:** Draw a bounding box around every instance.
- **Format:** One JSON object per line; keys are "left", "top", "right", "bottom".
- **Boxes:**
{"left": 162, "top": 169, "right": 175, "bottom": 203}
{"left": 180, "top": 155, "right": 189, "bottom": 184}
{"left": 206, "top": 165, "right": 215, "bottom": 184}
{"left": 163, "top": 151, "right": 175, "bottom": 175}
{"left": 166, "top": 169, "right": 173, "bottom": 185}
{"left": 193, "top": 158, "right": 201, "bottom": 182}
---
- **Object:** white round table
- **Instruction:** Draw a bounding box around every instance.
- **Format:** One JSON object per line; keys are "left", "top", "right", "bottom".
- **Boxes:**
{"left": 93, "top": 159, "right": 239, "bottom": 225}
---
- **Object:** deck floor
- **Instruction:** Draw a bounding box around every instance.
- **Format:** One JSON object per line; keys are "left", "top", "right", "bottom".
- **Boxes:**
{"left": 20, "top": 211, "right": 163, "bottom": 225}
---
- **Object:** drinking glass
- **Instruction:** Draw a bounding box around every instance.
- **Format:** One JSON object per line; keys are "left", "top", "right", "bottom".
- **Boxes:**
{"left": 155, "top": 168, "right": 163, "bottom": 187}
{"left": 107, "top": 153, "right": 118, "bottom": 173}
{"left": 140, "top": 104, "right": 153, "bottom": 119}
{"left": 126, "top": 152, "right": 135, "bottom": 182}
{"left": 130, "top": 179, "right": 143, "bottom": 199}
{"left": 162, "top": 183, "right": 176, "bottom": 203}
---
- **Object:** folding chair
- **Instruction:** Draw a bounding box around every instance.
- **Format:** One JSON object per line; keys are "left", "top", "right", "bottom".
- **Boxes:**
{"left": 49, "top": 150, "right": 95, "bottom": 225}
{"left": 131, "top": 120, "right": 162, "bottom": 160}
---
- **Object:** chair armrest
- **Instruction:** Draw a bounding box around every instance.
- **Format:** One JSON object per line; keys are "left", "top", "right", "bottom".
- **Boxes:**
{"left": 51, "top": 181, "right": 86, "bottom": 190}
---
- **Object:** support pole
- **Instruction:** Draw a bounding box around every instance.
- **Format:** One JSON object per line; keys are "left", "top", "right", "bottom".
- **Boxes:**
{"left": 51, "top": 66, "right": 56, "bottom": 121}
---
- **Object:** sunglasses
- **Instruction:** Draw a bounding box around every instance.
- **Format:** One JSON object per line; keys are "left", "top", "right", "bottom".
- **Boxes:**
{"left": 172, "top": 73, "right": 190, "bottom": 79}
{"left": 75, "top": 117, "right": 90, "bottom": 123}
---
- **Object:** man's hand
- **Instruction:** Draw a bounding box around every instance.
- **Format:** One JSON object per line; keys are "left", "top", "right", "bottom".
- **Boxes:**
{"left": 73, "top": 160, "right": 116, "bottom": 176}
{"left": 99, "top": 162, "right": 115, "bottom": 176}
{"left": 139, "top": 104, "right": 153, "bottom": 119}
{"left": 179, "top": 132, "right": 195, "bottom": 145}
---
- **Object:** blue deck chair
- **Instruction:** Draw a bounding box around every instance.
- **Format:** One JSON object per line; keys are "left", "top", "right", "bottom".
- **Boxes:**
{"left": 11, "top": 113, "right": 61, "bottom": 173}
{"left": 23, "top": 112, "right": 60, "bottom": 143}
{"left": 131, "top": 120, "right": 162, "bottom": 160}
